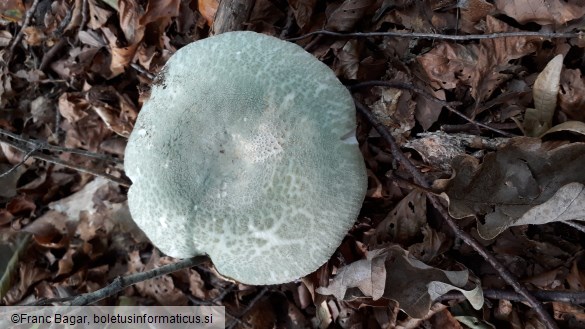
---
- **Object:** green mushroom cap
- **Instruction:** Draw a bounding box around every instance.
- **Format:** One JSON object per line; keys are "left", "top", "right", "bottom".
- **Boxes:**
{"left": 125, "top": 31, "right": 367, "bottom": 285}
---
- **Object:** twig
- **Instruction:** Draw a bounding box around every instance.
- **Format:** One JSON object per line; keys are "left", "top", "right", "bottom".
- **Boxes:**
{"left": 6, "top": 0, "right": 41, "bottom": 63}
{"left": 439, "top": 289, "right": 585, "bottom": 305}
{"left": 40, "top": 38, "right": 67, "bottom": 71}
{"left": 0, "top": 129, "right": 123, "bottom": 164}
{"left": 287, "top": 30, "right": 582, "bottom": 42}
{"left": 226, "top": 287, "right": 268, "bottom": 329}
{"left": 349, "top": 80, "right": 461, "bottom": 108}
{"left": 350, "top": 80, "right": 515, "bottom": 137}
{"left": 29, "top": 256, "right": 209, "bottom": 306}
{"left": 80, "top": 0, "right": 89, "bottom": 32}
{"left": 444, "top": 105, "right": 514, "bottom": 137}
{"left": 0, "top": 145, "right": 39, "bottom": 178}
{"left": 130, "top": 63, "right": 155, "bottom": 80}
{"left": 353, "top": 99, "right": 560, "bottom": 329}
{"left": 0, "top": 135, "right": 130, "bottom": 187}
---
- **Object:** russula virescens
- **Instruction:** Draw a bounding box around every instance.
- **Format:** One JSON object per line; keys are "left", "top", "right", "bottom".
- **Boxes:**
{"left": 125, "top": 31, "right": 367, "bottom": 285}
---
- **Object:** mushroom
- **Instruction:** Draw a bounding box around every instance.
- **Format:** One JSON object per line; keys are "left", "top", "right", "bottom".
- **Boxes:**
{"left": 124, "top": 31, "right": 367, "bottom": 285}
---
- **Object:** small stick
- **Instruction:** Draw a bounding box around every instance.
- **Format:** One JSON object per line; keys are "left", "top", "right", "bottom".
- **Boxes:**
{"left": 226, "top": 287, "right": 268, "bottom": 329}
{"left": 439, "top": 288, "right": 585, "bottom": 304}
{"left": 0, "top": 145, "right": 38, "bottom": 178}
{"left": 130, "top": 63, "right": 155, "bottom": 80}
{"left": 0, "top": 135, "right": 130, "bottom": 187}
{"left": 349, "top": 80, "right": 514, "bottom": 137}
{"left": 6, "top": 0, "right": 41, "bottom": 63}
{"left": 287, "top": 30, "right": 582, "bottom": 42}
{"left": 0, "top": 129, "right": 123, "bottom": 164}
{"left": 29, "top": 256, "right": 209, "bottom": 306}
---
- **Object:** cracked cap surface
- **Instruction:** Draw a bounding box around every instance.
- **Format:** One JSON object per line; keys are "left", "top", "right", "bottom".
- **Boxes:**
{"left": 125, "top": 31, "right": 367, "bottom": 285}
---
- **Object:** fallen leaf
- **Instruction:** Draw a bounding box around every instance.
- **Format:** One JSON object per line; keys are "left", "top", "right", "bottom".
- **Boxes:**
{"left": 198, "top": 0, "right": 218, "bottom": 26}
{"left": 559, "top": 68, "right": 585, "bottom": 121}
{"left": 2, "top": 262, "right": 51, "bottom": 305}
{"left": 0, "top": 163, "right": 25, "bottom": 199}
{"left": 525, "top": 54, "right": 563, "bottom": 137}
{"left": 542, "top": 121, "right": 585, "bottom": 138}
{"left": 316, "top": 245, "right": 484, "bottom": 318}
{"left": 481, "top": 182, "right": 585, "bottom": 239}
{"left": 22, "top": 26, "right": 45, "bottom": 46}
{"left": 130, "top": 251, "right": 188, "bottom": 305}
{"left": 0, "top": 0, "right": 25, "bottom": 22}
{"left": 289, "top": 0, "right": 318, "bottom": 29}
{"left": 139, "top": 0, "right": 181, "bottom": 26}
{"left": 87, "top": 0, "right": 113, "bottom": 29}
{"left": 49, "top": 177, "right": 115, "bottom": 221}
{"left": 334, "top": 40, "right": 360, "bottom": 80}
{"left": 417, "top": 16, "right": 537, "bottom": 104}
{"left": 494, "top": 0, "right": 585, "bottom": 25}
{"left": 552, "top": 302, "right": 585, "bottom": 325}
{"left": 22, "top": 211, "right": 71, "bottom": 248}
{"left": 368, "top": 190, "right": 427, "bottom": 247}
{"left": 438, "top": 137, "right": 585, "bottom": 239}
{"left": 0, "top": 30, "right": 12, "bottom": 47}
{"left": 326, "top": 0, "right": 375, "bottom": 32}
{"left": 408, "top": 224, "right": 448, "bottom": 263}
{"left": 566, "top": 261, "right": 585, "bottom": 291}
{"left": 6, "top": 195, "right": 35, "bottom": 217}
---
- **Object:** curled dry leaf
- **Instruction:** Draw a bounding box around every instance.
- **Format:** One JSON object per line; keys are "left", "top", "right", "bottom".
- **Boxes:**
{"left": 480, "top": 182, "right": 585, "bottom": 240}
{"left": 542, "top": 121, "right": 585, "bottom": 138}
{"left": 438, "top": 137, "right": 585, "bottom": 239}
{"left": 22, "top": 210, "right": 71, "bottom": 249}
{"left": 0, "top": 30, "right": 12, "bottom": 47}
{"left": 525, "top": 54, "right": 563, "bottom": 137}
{"left": 316, "top": 245, "right": 484, "bottom": 319}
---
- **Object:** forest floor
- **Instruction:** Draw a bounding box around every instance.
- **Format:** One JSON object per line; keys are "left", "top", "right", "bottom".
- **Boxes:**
{"left": 1, "top": 0, "right": 585, "bottom": 328}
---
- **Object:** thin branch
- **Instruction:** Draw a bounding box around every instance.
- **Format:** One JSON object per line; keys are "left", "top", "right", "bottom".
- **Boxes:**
{"left": 350, "top": 80, "right": 515, "bottom": 137}
{"left": 0, "top": 135, "right": 130, "bottom": 187}
{"left": 130, "top": 63, "right": 155, "bottom": 80}
{"left": 26, "top": 151, "right": 130, "bottom": 187}
{"left": 6, "top": 0, "right": 41, "bottom": 63}
{"left": 287, "top": 30, "right": 583, "bottom": 42}
{"left": 40, "top": 38, "right": 67, "bottom": 71}
{"left": 0, "top": 145, "right": 39, "bottom": 178}
{"left": 0, "top": 129, "right": 122, "bottom": 164}
{"left": 226, "top": 287, "right": 268, "bottom": 329}
{"left": 444, "top": 104, "right": 514, "bottom": 137}
{"left": 353, "top": 99, "right": 559, "bottom": 329}
{"left": 349, "top": 80, "right": 461, "bottom": 107}
{"left": 439, "top": 289, "right": 585, "bottom": 305}
{"left": 80, "top": 0, "right": 89, "bottom": 32}
{"left": 30, "top": 256, "right": 210, "bottom": 306}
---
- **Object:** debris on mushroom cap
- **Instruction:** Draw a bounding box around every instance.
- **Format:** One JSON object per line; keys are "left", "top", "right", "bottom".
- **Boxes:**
{"left": 124, "top": 31, "right": 367, "bottom": 285}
